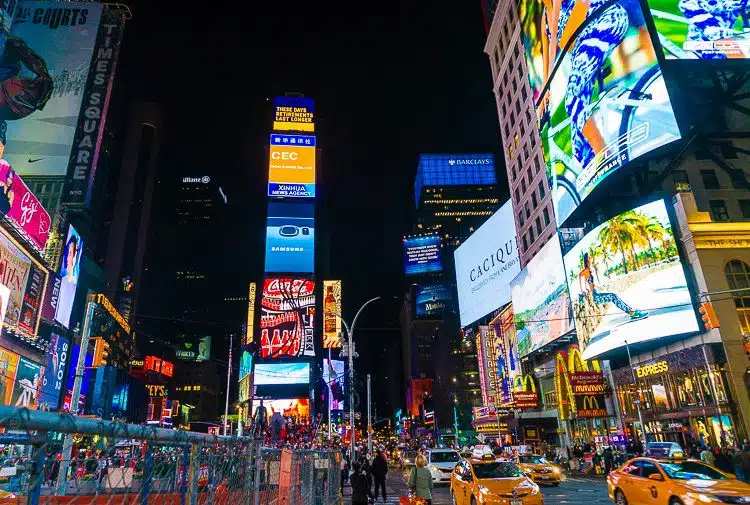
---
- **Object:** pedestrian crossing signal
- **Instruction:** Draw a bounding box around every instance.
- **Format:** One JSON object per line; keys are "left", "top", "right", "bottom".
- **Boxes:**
{"left": 699, "top": 302, "right": 719, "bottom": 330}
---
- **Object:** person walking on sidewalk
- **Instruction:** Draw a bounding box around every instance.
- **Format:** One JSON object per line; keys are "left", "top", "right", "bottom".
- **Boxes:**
{"left": 408, "top": 454, "right": 433, "bottom": 505}
{"left": 371, "top": 449, "right": 388, "bottom": 502}
{"left": 350, "top": 462, "right": 374, "bottom": 505}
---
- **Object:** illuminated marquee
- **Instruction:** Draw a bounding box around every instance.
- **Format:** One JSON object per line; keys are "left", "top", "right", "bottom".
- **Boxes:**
{"left": 92, "top": 293, "right": 130, "bottom": 334}
{"left": 635, "top": 360, "right": 669, "bottom": 378}
{"left": 323, "top": 280, "right": 342, "bottom": 348}
{"left": 146, "top": 385, "right": 166, "bottom": 397}
{"left": 273, "top": 96, "right": 314, "bottom": 132}
{"left": 245, "top": 282, "right": 256, "bottom": 346}
{"left": 268, "top": 134, "right": 316, "bottom": 198}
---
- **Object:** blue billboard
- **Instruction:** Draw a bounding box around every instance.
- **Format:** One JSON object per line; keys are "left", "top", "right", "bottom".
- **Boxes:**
{"left": 414, "top": 154, "right": 496, "bottom": 206}
{"left": 239, "top": 350, "right": 252, "bottom": 380}
{"left": 403, "top": 235, "right": 442, "bottom": 276}
{"left": 254, "top": 363, "right": 310, "bottom": 385}
{"left": 415, "top": 283, "right": 453, "bottom": 318}
{"left": 40, "top": 333, "right": 69, "bottom": 410}
{"left": 265, "top": 202, "right": 314, "bottom": 273}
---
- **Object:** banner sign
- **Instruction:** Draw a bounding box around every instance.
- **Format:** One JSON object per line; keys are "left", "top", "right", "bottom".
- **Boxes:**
{"left": 0, "top": 160, "right": 50, "bottom": 250}
{"left": 570, "top": 371, "right": 607, "bottom": 395}
{"left": 575, "top": 394, "right": 607, "bottom": 418}
{"left": 513, "top": 391, "right": 539, "bottom": 409}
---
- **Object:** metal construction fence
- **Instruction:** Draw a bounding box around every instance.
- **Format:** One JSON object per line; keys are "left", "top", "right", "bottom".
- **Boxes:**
{"left": 0, "top": 406, "right": 341, "bottom": 505}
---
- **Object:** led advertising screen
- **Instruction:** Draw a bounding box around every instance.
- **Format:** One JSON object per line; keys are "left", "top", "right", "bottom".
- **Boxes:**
{"left": 252, "top": 398, "right": 310, "bottom": 421}
{"left": 12, "top": 356, "right": 41, "bottom": 409}
{"left": 646, "top": 0, "right": 750, "bottom": 59}
{"left": 323, "top": 280, "right": 342, "bottom": 348}
{"left": 415, "top": 283, "right": 452, "bottom": 318}
{"left": 519, "top": 0, "right": 680, "bottom": 226}
{"left": 260, "top": 278, "right": 315, "bottom": 358}
{"left": 511, "top": 235, "right": 574, "bottom": 358}
{"left": 245, "top": 282, "right": 256, "bottom": 346}
{"left": 495, "top": 306, "right": 520, "bottom": 405}
{"left": 40, "top": 333, "right": 68, "bottom": 411}
{"left": 454, "top": 200, "right": 520, "bottom": 326}
{"left": 254, "top": 363, "right": 310, "bottom": 385}
{"left": 273, "top": 96, "right": 314, "bottom": 132}
{"left": 0, "top": 227, "right": 44, "bottom": 335}
{"left": 55, "top": 225, "right": 82, "bottom": 328}
{"left": 403, "top": 234, "right": 442, "bottom": 276}
{"left": 0, "top": 348, "right": 19, "bottom": 406}
{"left": 0, "top": 160, "right": 51, "bottom": 251}
{"left": 268, "top": 134, "right": 316, "bottom": 198}
{"left": 239, "top": 350, "right": 252, "bottom": 381}
{"left": 323, "top": 358, "right": 345, "bottom": 410}
{"left": 3, "top": 2, "right": 104, "bottom": 178}
{"left": 563, "top": 199, "right": 699, "bottom": 360}
{"left": 265, "top": 202, "right": 314, "bottom": 273}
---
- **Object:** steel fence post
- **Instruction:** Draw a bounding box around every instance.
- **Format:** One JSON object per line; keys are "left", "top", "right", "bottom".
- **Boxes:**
{"left": 308, "top": 452, "right": 315, "bottom": 505}
{"left": 27, "top": 441, "right": 45, "bottom": 505}
{"left": 187, "top": 443, "right": 199, "bottom": 505}
{"left": 141, "top": 443, "right": 153, "bottom": 505}
{"left": 245, "top": 442, "right": 254, "bottom": 505}
{"left": 253, "top": 446, "right": 262, "bottom": 505}
{"left": 180, "top": 443, "right": 190, "bottom": 505}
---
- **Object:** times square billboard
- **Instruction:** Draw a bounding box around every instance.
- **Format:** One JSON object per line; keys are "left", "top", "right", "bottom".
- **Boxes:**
{"left": 258, "top": 278, "right": 315, "bottom": 358}
{"left": 268, "top": 134, "right": 316, "bottom": 198}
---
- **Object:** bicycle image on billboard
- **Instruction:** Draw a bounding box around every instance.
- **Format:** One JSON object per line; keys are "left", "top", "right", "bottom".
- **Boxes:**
{"left": 519, "top": 0, "right": 682, "bottom": 226}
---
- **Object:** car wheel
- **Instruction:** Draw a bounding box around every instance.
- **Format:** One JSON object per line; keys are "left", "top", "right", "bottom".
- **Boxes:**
{"left": 670, "top": 498, "right": 684, "bottom": 505}
{"left": 615, "top": 489, "right": 627, "bottom": 505}
{"left": 471, "top": 497, "right": 477, "bottom": 505}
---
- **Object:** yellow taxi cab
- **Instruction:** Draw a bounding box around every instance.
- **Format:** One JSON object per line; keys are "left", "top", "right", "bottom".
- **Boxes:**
{"left": 607, "top": 456, "right": 750, "bottom": 505}
{"left": 450, "top": 450, "right": 543, "bottom": 505}
{"left": 517, "top": 454, "right": 561, "bottom": 486}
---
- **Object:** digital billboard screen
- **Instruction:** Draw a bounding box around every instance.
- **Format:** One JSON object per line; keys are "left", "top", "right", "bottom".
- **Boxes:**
{"left": 54, "top": 225, "right": 82, "bottom": 328}
{"left": 403, "top": 235, "right": 442, "bottom": 275}
{"left": 415, "top": 283, "right": 452, "bottom": 318}
{"left": 245, "top": 282, "right": 256, "bottom": 346}
{"left": 12, "top": 356, "right": 41, "bottom": 409}
{"left": 239, "top": 350, "right": 252, "bottom": 380}
{"left": 268, "top": 134, "right": 315, "bottom": 198}
{"left": 454, "top": 200, "right": 520, "bottom": 326}
{"left": 0, "top": 160, "right": 51, "bottom": 251}
{"left": 254, "top": 363, "right": 310, "bottom": 385}
{"left": 40, "top": 333, "right": 68, "bottom": 411}
{"left": 646, "top": 0, "right": 750, "bottom": 59}
{"left": 511, "top": 235, "right": 574, "bottom": 358}
{"left": 518, "top": 0, "right": 680, "bottom": 226}
{"left": 265, "top": 202, "right": 314, "bottom": 273}
{"left": 260, "top": 278, "right": 315, "bottom": 358}
{"left": 3, "top": 2, "right": 104, "bottom": 178}
{"left": 0, "top": 348, "right": 19, "bottom": 406}
{"left": 252, "top": 398, "right": 310, "bottom": 422}
{"left": 563, "top": 199, "right": 699, "bottom": 360}
{"left": 273, "top": 96, "right": 314, "bottom": 132}
{"left": 323, "top": 358, "right": 345, "bottom": 410}
{"left": 0, "top": 227, "right": 45, "bottom": 337}
{"left": 323, "top": 280, "right": 342, "bottom": 348}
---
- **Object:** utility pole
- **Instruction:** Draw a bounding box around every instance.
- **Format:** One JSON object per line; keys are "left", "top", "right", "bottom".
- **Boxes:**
{"left": 367, "top": 374, "right": 372, "bottom": 454}
{"left": 328, "top": 348, "right": 332, "bottom": 440}
{"left": 224, "top": 334, "right": 233, "bottom": 436}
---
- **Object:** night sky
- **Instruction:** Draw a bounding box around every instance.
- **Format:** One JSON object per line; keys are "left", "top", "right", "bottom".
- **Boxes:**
{"left": 119, "top": 1, "right": 505, "bottom": 416}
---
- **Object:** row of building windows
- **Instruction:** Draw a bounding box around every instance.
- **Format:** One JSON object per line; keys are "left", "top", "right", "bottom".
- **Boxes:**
{"left": 685, "top": 168, "right": 750, "bottom": 191}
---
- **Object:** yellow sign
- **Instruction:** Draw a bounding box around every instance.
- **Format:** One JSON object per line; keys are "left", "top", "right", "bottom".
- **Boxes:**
{"left": 323, "top": 280, "right": 342, "bottom": 348}
{"left": 92, "top": 293, "right": 131, "bottom": 334}
{"left": 273, "top": 96, "right": 314, "bottom": 132}
{"left": 146, "top": 385, "right": 166, "bottom": 397}
{"left": 245, "top": 283, "right": 256, "bottom": 346}
{"left": 269, "top": 140, "right": 315, "bottom": 184}
{"left": 635, "top": 360, "right": 669, "bottom": 378}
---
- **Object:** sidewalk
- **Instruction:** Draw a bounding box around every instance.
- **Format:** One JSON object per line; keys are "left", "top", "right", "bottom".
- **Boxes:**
{"left": 342, "top": 471, "right": 409, "bottom": 504}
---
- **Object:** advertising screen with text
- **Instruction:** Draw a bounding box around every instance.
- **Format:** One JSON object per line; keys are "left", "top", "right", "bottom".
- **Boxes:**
{"left": 403, "top": 235, "right": 442, "bottom": 275}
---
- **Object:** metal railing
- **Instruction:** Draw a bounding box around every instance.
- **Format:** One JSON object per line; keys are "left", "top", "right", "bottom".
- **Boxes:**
{"left": 0, "top": 405, "right": 341, "bottom": 505}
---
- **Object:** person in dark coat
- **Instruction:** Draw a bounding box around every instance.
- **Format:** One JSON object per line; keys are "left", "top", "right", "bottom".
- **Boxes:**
{"left": 371, "top": 450, "right": 389, "bottom": 502}
{"left": 350, "top": 463, "right": 374, "bottom": 505}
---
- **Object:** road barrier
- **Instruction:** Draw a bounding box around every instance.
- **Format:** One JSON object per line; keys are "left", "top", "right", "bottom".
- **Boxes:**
{"left": 0, "top": 406, "right": 341, "bottom": 505}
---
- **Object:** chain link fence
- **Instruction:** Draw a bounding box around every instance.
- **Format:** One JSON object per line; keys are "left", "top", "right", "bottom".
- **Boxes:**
{"left": 0, "top": 406, "right": 341, "bottom": 505}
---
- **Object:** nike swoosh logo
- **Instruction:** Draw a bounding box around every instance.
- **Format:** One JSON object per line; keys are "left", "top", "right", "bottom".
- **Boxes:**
{"left": 28, "top": 158, "right": 43, "bottom": 163}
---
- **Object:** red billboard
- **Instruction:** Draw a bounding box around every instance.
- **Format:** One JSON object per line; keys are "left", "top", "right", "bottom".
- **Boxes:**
{"left": 259, "top": 278, "right": 316, "bottom": 358}
{"left": 0, "top": 161, "right": 50, "bottom": 251}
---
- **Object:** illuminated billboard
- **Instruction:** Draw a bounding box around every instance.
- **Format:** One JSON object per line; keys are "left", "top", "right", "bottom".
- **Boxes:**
{"left": 518, "top": 0, "right": 680, "bottom": 226}
{"left": 0, "top": 227, "right": 46, "bottom": 337}
{"left": 0, "top": 161, "right": 51, "bottom": 251}
{"left": 323, "top": 358, "right": 345, "bottom": 410}
{"left": 323, "top": 280, "right": 342, "bottom": 348}
{"left": 563, "top": 200, "right": 699, "bottom": 360}
{"left": 254, "top": 363, "right": 310, "bottom": 385}
{"left": 175, "top": 335, "right": 211, "bottom": 362}
{"left": 494, "top": 306, "right": 520, "bottom": 405}
{"left": 252, "top": 398, "right": 310, "bottom": 421}
{"left": 268, "top": 134, "right": 316, "bottom": 198}
{"left": 245, "top": 282, "right": 256, "bottom": 346}
{"left": 239, "top": 350, "right": 252, "bottom": 380}
{"left": 646, "top": 0, "right": 750, "bottom": 59}
{"left": 0, "top": 348, "right": 19, "bottom": 406}
{"left": 273, "top": 96, "right": 314, "bottom": 132}
{"left": 12, "top": 356, "right": 41, "bottom": 409}
{"left": 415, "top": 283, "right": 452, "bottom": 318}
{"left": 40, "top": 333, "right": 68, "bottom": 411}
{"left": 3, "top": 2, "right": 104, "bottom": 178}
{"left": 54, "top": 225, "right": 82, "bottom": 328}
{"left": 511, "top": 235, "right": 574, "bottom": 358}
{"left": 265, "top": 202, "right": 314, "bottom": 273}
{"left": 259, "top": 278, "right": 315, "bottom": 358}
{"left": 454, "top": 200, "right": 520, "bottom": 326}
{"left": 403, "top": 235, "right": 442, "bottom": 275}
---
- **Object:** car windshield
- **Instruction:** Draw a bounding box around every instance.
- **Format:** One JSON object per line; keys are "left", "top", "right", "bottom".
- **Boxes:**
{"left": 660, "top": 461, "right": 729, "bottom": 480}
{"left": 472, "top": 462, "right": 526, "bottom": 479}
{"left": 520, "top": 455, "right": 548, "bottom": 464}
{"left": 403, "top": 452, "right": 417, "bottom": 460}
{"left": 431, "top": 451, "right": 460, "bottom": 463}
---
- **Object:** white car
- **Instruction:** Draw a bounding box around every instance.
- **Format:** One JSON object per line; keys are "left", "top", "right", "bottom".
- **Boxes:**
{"left": 425, "top": 449, "right": 461, "bottom": 484}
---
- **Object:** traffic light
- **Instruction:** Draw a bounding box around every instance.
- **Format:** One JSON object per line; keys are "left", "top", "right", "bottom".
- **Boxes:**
{"left": 92, "top": 338, "right": 110, "bottom": 367}
{"left": 699, "top": 302, "right": 719, "bottom": 330}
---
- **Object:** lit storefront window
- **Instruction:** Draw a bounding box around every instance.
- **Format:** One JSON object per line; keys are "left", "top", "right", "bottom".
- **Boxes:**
{"left": 725, "top": 260, "right": 750, "bottom": 333}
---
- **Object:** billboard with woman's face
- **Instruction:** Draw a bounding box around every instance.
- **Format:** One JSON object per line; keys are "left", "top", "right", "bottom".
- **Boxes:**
{"left": 54, "top": 225, "right": 82, "bottom": 328}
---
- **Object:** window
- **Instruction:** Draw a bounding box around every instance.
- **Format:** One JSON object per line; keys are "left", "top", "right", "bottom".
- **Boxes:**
{"left": 514, "top": 187, "right": 520, "bottom": 203}
{"left": 538, "top": 180, "right": 546, "bottom": 198}
{"left": 527, "top": 168, "right": 533, "bottom": 184}
{"left": 513, "top": 43, "right": 519, "bottom": 59}
{"left": 709, "top": 200, "right": 730, "bottom": 221}
{"left": 543, "top": 207, "right": 551, "bottom": 226}
{"left": 520, "top": 85, "right": 527, "bottom": 102}
{"left": 731, "top": 170, "right": 749, "bottom": 190}
{"left": 701, "top": 169, "right": 720, "bottom": 190}
{"left": 535, "top": 216, "right": 542, "bottom": 235}
{"left": 521, "top": 177, "right": 527, "bottom": 193}
{"left": 725, "top": 260, "right": 750, "bottom": 334}
{"left": 505, "top": 122, "right": 510, "bottom": 138}
{"left": 531, "top": 191, "right": 538, "bottom": 208}
{"left": 514, "top": 133, "right": 519, "bottom": 148}
{"left": 636, "top": 461, "right": 661, "bottom": 479}
{"left": 525, "top": 202, "right": 531, "bottom": 219}
{"left": 522, "top": 235, "right": 528, "bottom": 251}
{"left": 518, "top": 211, "right": 524, "bottom": 226}
{"left": 515, "top": 99, "right": 521, "bottom": 115}
{"left": 740, "top": 200, "right": 750, "bottom": 219}
{"left": 528, "top": 227, "right": 534, "bottom": 243}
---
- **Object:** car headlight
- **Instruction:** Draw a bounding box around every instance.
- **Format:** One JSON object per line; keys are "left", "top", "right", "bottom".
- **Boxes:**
{"left": 530, "top": 483, "right": 541, "bottom": 495}
{"left": 687, "top": 492, "right": 720, "bottom": 503}
{"left": 478, "top": 484, "right": 492, "bottom": 495}
{"left": 430, "top": 465, "right": 439, "bottom": 472}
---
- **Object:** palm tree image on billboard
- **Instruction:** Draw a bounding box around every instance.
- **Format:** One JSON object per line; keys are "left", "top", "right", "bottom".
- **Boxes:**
{"left": 563, "top": 199, "right": 699, "bottom": 360}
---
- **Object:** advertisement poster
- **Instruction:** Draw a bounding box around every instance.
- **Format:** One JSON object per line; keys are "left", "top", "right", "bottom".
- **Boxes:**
{"left": 563, "top": 199, "right": 699, "bottom": 360}
{"left": 272, "top": 96, "right": 314, "bottom": 133}
{"left": 511, "top": 235, "right": 574, "bottom": 358}
{"left": 323, "top": 280, "right": 342, "bottom": 348}
{"left": 0, "top": 348, "right": 18, "bottom": 405}
{"left": 3, "top": 2, "right": 104, "bottom": 178}
{"left": 478, "top": 325, "right": 502, "bottom": 409}
{"left": 18, "top": 262, "right": 43, "bottom": 335}
{"left": 490, "top": 312, "right": 513, "bottom": 406}
{"left": 239, "top": 350, "right": 252, "bottom": 380}
{"left": 402, "top": 235, "right": 442, "bottom": 275}
{"left": 322, "top": 358, "right": 345, "bottom": 410}
{"left": 260, "top": 278, "right": 315, "bottom": 358}
{"left": 0, "top": 283, "right": 9, "bottom": 334}
{"left": 646, "top": 0, "right": 750, "bottom": 59}
{"left": 415, "top": 283, "right": 452, "bottom": 318}
{"left": 11, "top": 356, "right": 41, "bottom": 409}
{"left": 267, "top": 134, "right": 316, "bottom": 198}
{"left": 0, "top": 229, "right": 32, "bottom": 329}
{"left": 475, "top": 329, "right": 490, "bottom": 408}
{"left": 252, "top": 398, "right": 310, "bottom": 421}
{"left": 254, "top": 363, "right": 310, "bottom": 385}
{"left": 519, "top": 0, "right": 680, "bottom": 226}
{"left": 498, "top": 305, "right": 521, "bottom": 403}
{"left": 265, "top": 202, "right": 314, "bottom": 273}
{"left": 454, "top": 200, "right": 519, "bottom": 326}
{"left": 245, "top": 282, "right": 256, "bottom": 346}
{"left": 55, "top": 225, "right": 82, "bottom": 328}
{"left": 238, "top": 375, "right": 252, "bottom": 403}
{"left": 40, "top": 333, "right": 68, "bottom": 410}
{"left": 0, "top": 160, "right": 50, "bottom": 250}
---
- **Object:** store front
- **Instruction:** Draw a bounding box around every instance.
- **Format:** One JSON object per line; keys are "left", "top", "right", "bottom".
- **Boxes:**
{"left": 611, "top": 345, "right": 740, "bottom": 448}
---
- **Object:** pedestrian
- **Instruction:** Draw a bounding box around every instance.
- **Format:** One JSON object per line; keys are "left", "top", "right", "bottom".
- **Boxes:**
{"left": 340, "top": 451, "right": 349, "bottom": 493}
{"left": 741, "top": 446, "right": 750, "bottom": 483}
{"left": 408, "top": 454, "right": 433, "bottom": 505}
{"left": 603, "top": 446, "right": 614, "bottom": 475}
{"left": 701, "top": 445, "right": 716, "bottom": 466}
{"left": 371, "top": 450, "right": 388, "bottom": 503}
{"left": 716, "top": 447, "right": 734, "bottom": 474}
{"left": 350, "top": 463, "right": 374, "bottom": 505}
